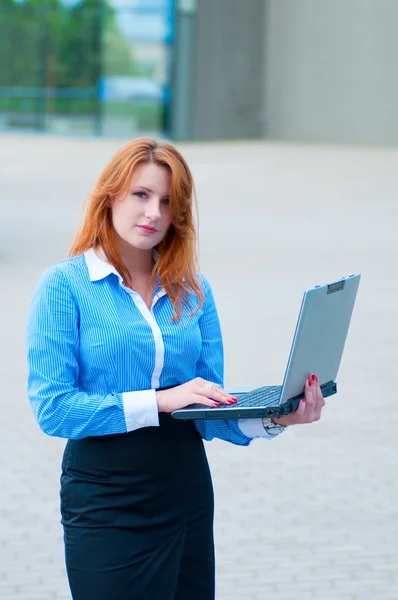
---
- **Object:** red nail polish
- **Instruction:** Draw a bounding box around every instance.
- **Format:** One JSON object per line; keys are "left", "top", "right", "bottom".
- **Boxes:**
{"left": 308, "top": 379, "right": 312, "bottom": 387}
{"left": 213, "top": 402, "right": 220, "bottom": 407}
{"left": 302, "top": 398, "right": 306, "bottom": 403}
{"left": 311, "top": 374, "right": 316, "bottom": 381}
{"left": 227, "top": 399, "right": 234, "bottom": 404}
{"left": 231, "top": 397, "right": 238, "bottom": 401}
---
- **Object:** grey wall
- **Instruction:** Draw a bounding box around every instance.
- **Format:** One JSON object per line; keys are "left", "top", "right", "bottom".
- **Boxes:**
{"left": 264, "top": 0, "right": 398, "bottom": 144}
{"left": 191, "top": 0, "right": 266, "bottom": 140}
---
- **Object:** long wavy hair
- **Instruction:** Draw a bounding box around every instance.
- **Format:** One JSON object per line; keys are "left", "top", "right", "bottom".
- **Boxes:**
{"left": 70, "top": 137, "right": 203, "bottom": 320}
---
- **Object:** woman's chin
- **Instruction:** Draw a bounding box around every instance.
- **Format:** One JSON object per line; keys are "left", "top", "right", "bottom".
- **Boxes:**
{"left": 126, "top": 238, "right": 159, "bottom": 252}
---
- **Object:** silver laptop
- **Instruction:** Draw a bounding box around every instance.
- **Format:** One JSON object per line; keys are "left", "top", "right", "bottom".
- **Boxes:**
{"left": 171, "top": 274, "right": 360, "bottom": 421}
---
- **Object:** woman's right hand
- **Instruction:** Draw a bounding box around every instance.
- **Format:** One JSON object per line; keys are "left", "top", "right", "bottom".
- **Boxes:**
{"left": 156, "top": 377, "right": 237, "bottom": 413}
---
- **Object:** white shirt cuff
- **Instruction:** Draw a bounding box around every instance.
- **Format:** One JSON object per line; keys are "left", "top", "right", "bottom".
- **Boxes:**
{"left": 122, "top": 390, "right": 159, "bottom": 431}
{"left": 238, "top": 418, "right": 277, "bottom": 439}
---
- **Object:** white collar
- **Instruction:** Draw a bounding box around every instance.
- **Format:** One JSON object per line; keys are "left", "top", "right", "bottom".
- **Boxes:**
{"left": 83, "top": 248, "right": 164, "bottom": 297}
{"left": 84, "top": 248, "right": 121, "bottom": 282}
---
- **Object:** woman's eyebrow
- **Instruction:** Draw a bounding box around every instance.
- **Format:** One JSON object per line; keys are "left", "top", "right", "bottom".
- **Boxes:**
{"left": 133, "top": 185, "right": 153, "bottom": 193}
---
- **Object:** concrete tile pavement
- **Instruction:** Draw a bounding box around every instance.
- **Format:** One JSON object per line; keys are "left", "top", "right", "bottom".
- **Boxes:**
{"left": 1, "top": 135, "right": 397, "bottom": 599}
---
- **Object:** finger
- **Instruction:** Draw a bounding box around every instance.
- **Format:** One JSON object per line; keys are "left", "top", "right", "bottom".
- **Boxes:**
{"left": 318, "top": 382, "right": 326, "bottom": 408}
{"left": 207, "top": 388, "right": 235, "bottom": 404}
{"left": 303, "top": 378, "right": 314, "bottom": 406}
{"left": 313, "top": 381, "right": 326, "bottom": 420}
{"left": 307, "top": 375, "right": 325, "bottom": 422}
{"left": 294, "top": 395, "right": 312, "bottom": 424}
{"left": 308, "top": 375, "right": 318, "bottom": 404}
{"left": 293, "top": 398, "right": 307, "bottom": 420}
{"left": 205, "top": 381, "right": 232, "bottom": 398}
{"left": 210, "top": 383, "right": 232, "bottom": 399}
{"left": 199, "top": 383, "right": 234, "bottom": 403}
{"left": 193, "top": 395, "right": 223, "bottom": 408}
{"left": 275, "top": 397, "right": 306, "bottom": 426}
{"left": 311, "top": 376, "right": 323, "bottom": 401}
{"left": 303, "top": 378, "right": 316, "bottom": 422}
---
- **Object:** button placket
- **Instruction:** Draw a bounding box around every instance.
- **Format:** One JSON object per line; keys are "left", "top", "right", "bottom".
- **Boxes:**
{"left": 121, "top": 283, "right": 165, "bottom": 389}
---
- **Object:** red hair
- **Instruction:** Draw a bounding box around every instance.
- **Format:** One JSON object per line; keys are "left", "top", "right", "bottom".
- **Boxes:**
{"left": 70, "top": 137, "right": 203, "bottom": 320}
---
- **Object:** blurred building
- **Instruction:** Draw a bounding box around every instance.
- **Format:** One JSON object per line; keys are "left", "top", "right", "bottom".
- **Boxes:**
{"left": 174, "top": 0, "right": 398, "bottom": 144}
{"left": 0, "top": 0, "right": 397, "bottom": 144}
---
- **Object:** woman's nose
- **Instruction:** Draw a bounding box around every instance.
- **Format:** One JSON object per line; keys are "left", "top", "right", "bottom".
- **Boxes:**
{"left": 145, "top": 200, "right": 161, "bottom": 220}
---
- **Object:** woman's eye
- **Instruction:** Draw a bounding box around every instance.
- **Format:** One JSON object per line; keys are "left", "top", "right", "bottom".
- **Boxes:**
{"left": 162, "top": 197, "right": 171, "bottom": 206}
{"left": 135, "top": 192, "right": 147, "bottom": 199}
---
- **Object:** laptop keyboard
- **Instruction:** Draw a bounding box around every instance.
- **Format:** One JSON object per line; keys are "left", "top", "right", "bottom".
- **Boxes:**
{"left": 219, "top": 385, "right": 282, "bottom": 409}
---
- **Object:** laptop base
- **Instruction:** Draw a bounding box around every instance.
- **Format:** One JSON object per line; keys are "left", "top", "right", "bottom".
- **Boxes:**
{"left": 171, "top": 380, "right": 337, "bottom": 420}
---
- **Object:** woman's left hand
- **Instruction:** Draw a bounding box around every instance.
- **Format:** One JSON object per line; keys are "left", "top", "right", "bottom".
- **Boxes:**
{"left": 271, "top": 373, "right": 326, "bottom": 427}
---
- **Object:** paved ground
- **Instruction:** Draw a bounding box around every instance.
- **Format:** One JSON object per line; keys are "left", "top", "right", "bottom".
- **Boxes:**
{"left": 1, "top": 135, "right": 397, "bottom": 600}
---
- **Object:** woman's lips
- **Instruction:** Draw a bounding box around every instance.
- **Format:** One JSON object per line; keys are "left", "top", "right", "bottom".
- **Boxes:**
{"left": 137, "top": 225, "right": 157, "bottom": 234}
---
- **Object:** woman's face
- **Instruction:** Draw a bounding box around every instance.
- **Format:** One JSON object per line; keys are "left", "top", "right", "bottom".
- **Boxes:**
{"left": 111, "top": 162, "right": 173, "bottom": 252}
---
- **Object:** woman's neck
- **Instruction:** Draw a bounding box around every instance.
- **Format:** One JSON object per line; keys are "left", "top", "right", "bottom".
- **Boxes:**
{"left": 116, "top": 239, "right": 154, "bottom": 279}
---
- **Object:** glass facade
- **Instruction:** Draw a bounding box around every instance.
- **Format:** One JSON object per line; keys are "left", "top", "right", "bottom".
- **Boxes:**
{"left": 0, "top": 0, "right": 174, "bottom": 137}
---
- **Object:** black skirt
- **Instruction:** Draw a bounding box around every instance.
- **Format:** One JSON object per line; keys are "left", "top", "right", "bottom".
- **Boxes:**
{"left": 60, "top": 414, "right": 215, "bottom": 600}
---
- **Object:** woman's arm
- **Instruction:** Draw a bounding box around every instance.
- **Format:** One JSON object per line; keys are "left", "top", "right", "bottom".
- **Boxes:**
{"left": 26, "top": 266, "right": 159, "bottom": 439}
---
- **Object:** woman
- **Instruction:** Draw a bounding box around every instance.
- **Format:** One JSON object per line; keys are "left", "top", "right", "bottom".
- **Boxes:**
{"left": 27, "top": 137, "right": 325, "bottom": 600}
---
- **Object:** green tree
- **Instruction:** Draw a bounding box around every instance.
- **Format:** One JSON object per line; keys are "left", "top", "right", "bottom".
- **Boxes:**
{"left": 0, "top": 0, "right": 144, "bottom": 89}
{"left": 0, "top": 0, "right": 49, "bottom": 86}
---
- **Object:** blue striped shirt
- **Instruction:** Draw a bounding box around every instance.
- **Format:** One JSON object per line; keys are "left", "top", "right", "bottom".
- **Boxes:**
{"left": 26, "top": 249, "right": 273, "bottom": 445}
